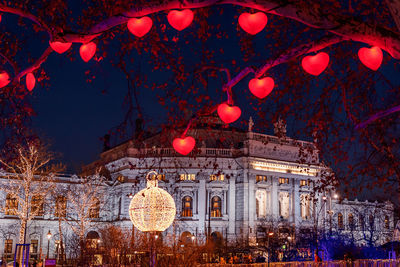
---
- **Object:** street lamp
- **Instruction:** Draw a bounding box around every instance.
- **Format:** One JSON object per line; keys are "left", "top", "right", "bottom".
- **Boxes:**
{"left": 46, "top": 230, "right": 52, "bottom": 259}
{"left": 267, "top": 232, "right": 274, "bottom": 267}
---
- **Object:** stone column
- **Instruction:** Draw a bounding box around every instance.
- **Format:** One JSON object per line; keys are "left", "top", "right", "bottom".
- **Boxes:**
{"left": 228, "top": 177, "right": 236, "bottom": 241}
{"left": 248, "top": 174, "right": 256, "bottom": 244}
{"left": 271, "top": 176, "right": 279, "bottom": 217}
{"left": 198, "top": 179, "right": 206, "bottom": 235}
{"left": 293, "top": 178, "right": 300, "bottom": 224}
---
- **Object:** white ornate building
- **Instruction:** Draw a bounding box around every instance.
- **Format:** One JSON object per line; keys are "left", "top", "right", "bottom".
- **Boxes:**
{"left": 0, "top": 116, "right": 395, "bottom": 261}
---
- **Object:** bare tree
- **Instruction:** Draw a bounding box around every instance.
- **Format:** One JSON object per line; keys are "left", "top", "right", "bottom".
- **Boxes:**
{"left": 64, "top": 173, "right": 111, "bottom": 264}
{"left": 0, "top": 144, "right": 61, "bottom": 244}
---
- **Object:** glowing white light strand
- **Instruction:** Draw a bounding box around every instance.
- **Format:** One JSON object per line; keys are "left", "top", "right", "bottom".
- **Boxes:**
{"left": 129, "top": 171, "right": 176, "bottom": 232}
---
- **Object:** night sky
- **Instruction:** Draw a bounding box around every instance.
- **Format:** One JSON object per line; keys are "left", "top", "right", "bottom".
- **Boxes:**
{"left": 2, "top": 3, "right": 399, "bottom": 204}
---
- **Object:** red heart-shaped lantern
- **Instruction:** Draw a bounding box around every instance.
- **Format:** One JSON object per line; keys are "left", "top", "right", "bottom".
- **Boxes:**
{"left": 173, "top": 136, "right": 196, "bottom": 155}
{"left": 127, "top": 17, "right": 153, "bottom": 37}
{"left": 358, "top": 46, "right": 383, "bottom": 71}
{"left": 0, "top": 72, "right": 10, "bottom": 88}
{"left": 167, "top": 9, "right": 194, "bottom": 31}
{"left": 301, "top": 52, "right": 330, "bottom": 76}
{"left": 49, "top": 41, "right": 72, "bottom": 54}
{"left": 217, "top": 103, "right": 242, "bottom": 124}
{"left": 79, "top": 42, "right": 97, "bottom": 62}
{"left": 249, "top": 77, "right": 274, "bottom": 99}
{"left": 26, "top": 73, "right": 35, "bottom": 91}
{"left": 238, "top": 12, "right": 268, "bottom": 35}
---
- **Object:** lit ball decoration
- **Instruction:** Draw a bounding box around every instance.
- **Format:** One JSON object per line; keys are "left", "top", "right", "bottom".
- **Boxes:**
{"left": 49, "top": 41, "right": 72, "bottom": 54}
{"left": 129, "top": 172, "right": 176, "bottom": 232}
{"left": 358, "top": 46, "right": 383, "bottom": 71}
{"left": 173, "top": 136, "right": 195, "bottom": 155}
{"left": 79, "top": 42, "right": 97, "bottom": 62}
{"left": 217, "top": 102, "right": 241, "bottom": 124}
{"left": 167, "top": 9, "right": 194, "bottom": 31}
{"left": 301, "top": 52, "right": 330, "bottom": 76}
{"left": 249, "top": 77, "right": 274, "bottom": 99}
{"left": 238, "top": 12, "right": 268, "bottom": 35}
{"left": 26, "top": 72, "right": 35, "bottom": 91}
{"left": 127, "top": 17, "right": 153, "bottom": 37}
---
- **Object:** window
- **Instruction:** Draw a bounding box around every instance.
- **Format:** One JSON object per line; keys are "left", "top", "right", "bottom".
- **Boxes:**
{"left": 348, "top": 213, "right": 355, "bottom": 230}
{"left": 211, "top": 196, "right": 222, "bottom": 217}
{"left": 30, "top": 239, "right": 38, "bottom": 254}
{"left": 256, "top": 175, "right": 267, "bottom": 182}
{"left": 181, "top": 196, "right": 193, "bottom": 217}
{"left": 279, "top": 178, "right": 289, "bottom": 185}
{"left": 210, "top": 174, "right": 224, "bottom": 181}
{"left": 256, "top": 190, "right": 267, "bottom": 218}
{"left": 338, "top": 213, "right": 344, "bottom": 229}
{"left": 300, "top": 194, "right": 311, "bottom": 220}
{"left": 359, "top": 215, "right": 365, "bottom": 231}
{"left": 279, "top": 192, "right": 290, "bottom": 218}
{"left": 369, "top": 215, "right": 374, "bottom": 230}
{"left": 385, "top": 216, "right": 390, "bottom": 229}
{"left": 300, "top": 180, "right": 310, "bottom": 187}
{"left": 5, "top": 194, "right": 18, "bottom": 216}
{"left": 180, "top": 174, "right": 195, "bottom": 181}
{"left": 4, "top": 239, "right": 12, "bottom": 254}
{"left": 31, "top": 195, "right": 44, "bottom": 216}
{"left": 149, "top": 173, "right": 165, "bottom": 181}
{"left": 55, "top": 196, "right": 67, "bottom": 218}
{"left": 89, "top": 198, "right": 100, "bottom": 219}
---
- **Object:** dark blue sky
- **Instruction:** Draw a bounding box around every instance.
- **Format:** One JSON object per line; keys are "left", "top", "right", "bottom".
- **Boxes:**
{"left": 3, "top": 3, "right": 399, "bottom": 204}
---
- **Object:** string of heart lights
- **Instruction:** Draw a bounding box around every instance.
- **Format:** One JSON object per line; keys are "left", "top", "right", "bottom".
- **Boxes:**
{"left": 128, "top": 171, "right": 176, "bottom": 232}
{"left": 0, "top": 9, "right": 388, "bottom": 155}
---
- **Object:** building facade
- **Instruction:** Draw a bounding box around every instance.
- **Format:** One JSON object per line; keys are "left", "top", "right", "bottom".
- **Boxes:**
{"left": 0, "top": 117, "right": 395, "bottom": 261}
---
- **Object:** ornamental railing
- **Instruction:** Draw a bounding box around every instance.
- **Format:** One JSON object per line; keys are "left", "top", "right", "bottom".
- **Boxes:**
{"left": 198, "top": 259, "right": 400, "bottom": 267}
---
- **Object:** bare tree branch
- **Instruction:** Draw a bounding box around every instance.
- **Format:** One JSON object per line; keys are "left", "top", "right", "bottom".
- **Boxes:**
{"left": 355, "top": 104, "right": 400, "bottom": 130}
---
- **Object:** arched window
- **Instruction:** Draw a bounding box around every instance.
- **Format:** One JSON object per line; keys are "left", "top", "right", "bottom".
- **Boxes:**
{"left": 31, "top": 195, "right": 44, "bottom": 216}
{"left": 385, "top": 216, "right": 390, "bottom": 229}
{"left": 369, "top": 215, "right": 375, "bottom": 230}
{"left": 300, "top": 194, "right": 311, "bottom": 220}
{"left": 89, "top": 198, "right": 100, "bottom": 219}
{"left": 359, "top": 214, "right": 365, "bottom": 231}
{"left": 86, "top": 231, "right": 100, "bottom": 249}
{"left": 279, "top": 192, "right": 290, "bottom": 219}
{"left": 181, "top": 196, "right": 193, "bottom": 217}
{"left": 211, "top": 196, "right": 222, "bottom": 217}
{"left": 348, "top": 213, "right": 355, "bottom": 230}
{"left": 338, "top": 213, "right": 344, "bottom": 229}
{"left": 55, "top": 196, "right": 67, "bottom": 218}
{"left": 180, "top": 231, "right": 194, "bottom": 245}
{"left": 256, "top": 190, "right": 267, "bottom": 218}
{"left": 5, "top": 194, "right": 18, "bottom": 216}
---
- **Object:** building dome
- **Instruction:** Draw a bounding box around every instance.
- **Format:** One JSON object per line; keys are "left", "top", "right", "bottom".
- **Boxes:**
{"left": 129, "top": 175, "right": 176, "bottom": 232}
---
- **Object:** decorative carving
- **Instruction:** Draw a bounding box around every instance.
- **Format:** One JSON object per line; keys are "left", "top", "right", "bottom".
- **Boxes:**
{"left": 274, "top": 118, "right": 287, "bottom": 137}
{"left": 248, "top": 117, "right": 254, "bottom": 132}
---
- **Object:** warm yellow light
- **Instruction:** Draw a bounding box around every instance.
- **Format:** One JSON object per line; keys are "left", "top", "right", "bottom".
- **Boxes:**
{"left": 129, "top": 172, "right": 176, "bottom": 232}
{"left": 250, "top": 161, "right": 318, "bottom": 176}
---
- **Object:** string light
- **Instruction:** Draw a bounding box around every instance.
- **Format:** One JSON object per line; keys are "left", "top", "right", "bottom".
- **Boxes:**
{"left": 129, "top": 171, "right": 176, "bottom": 232}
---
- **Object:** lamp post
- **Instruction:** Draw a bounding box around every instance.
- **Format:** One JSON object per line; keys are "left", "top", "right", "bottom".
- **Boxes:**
{"left": 47, "top": 230, "right": 52, "bottom": 259}
{"left": 128, "top": 171, "right": 176, "bottom": 267}
{"left": 267, "top": 232, "right": 274, "bottom": 267}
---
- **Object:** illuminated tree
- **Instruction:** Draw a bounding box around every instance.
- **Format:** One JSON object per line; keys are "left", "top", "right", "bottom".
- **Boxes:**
{"left": 64, "top": 172, "right": 111, "bottom": 263}
{"left": 0, "top": 144, "right": 60, "bottom": 244}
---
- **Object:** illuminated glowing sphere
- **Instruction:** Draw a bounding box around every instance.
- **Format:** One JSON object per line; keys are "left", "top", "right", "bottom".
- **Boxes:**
{"left": 129, "top": 178, "right": 176, "bottom": 232}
